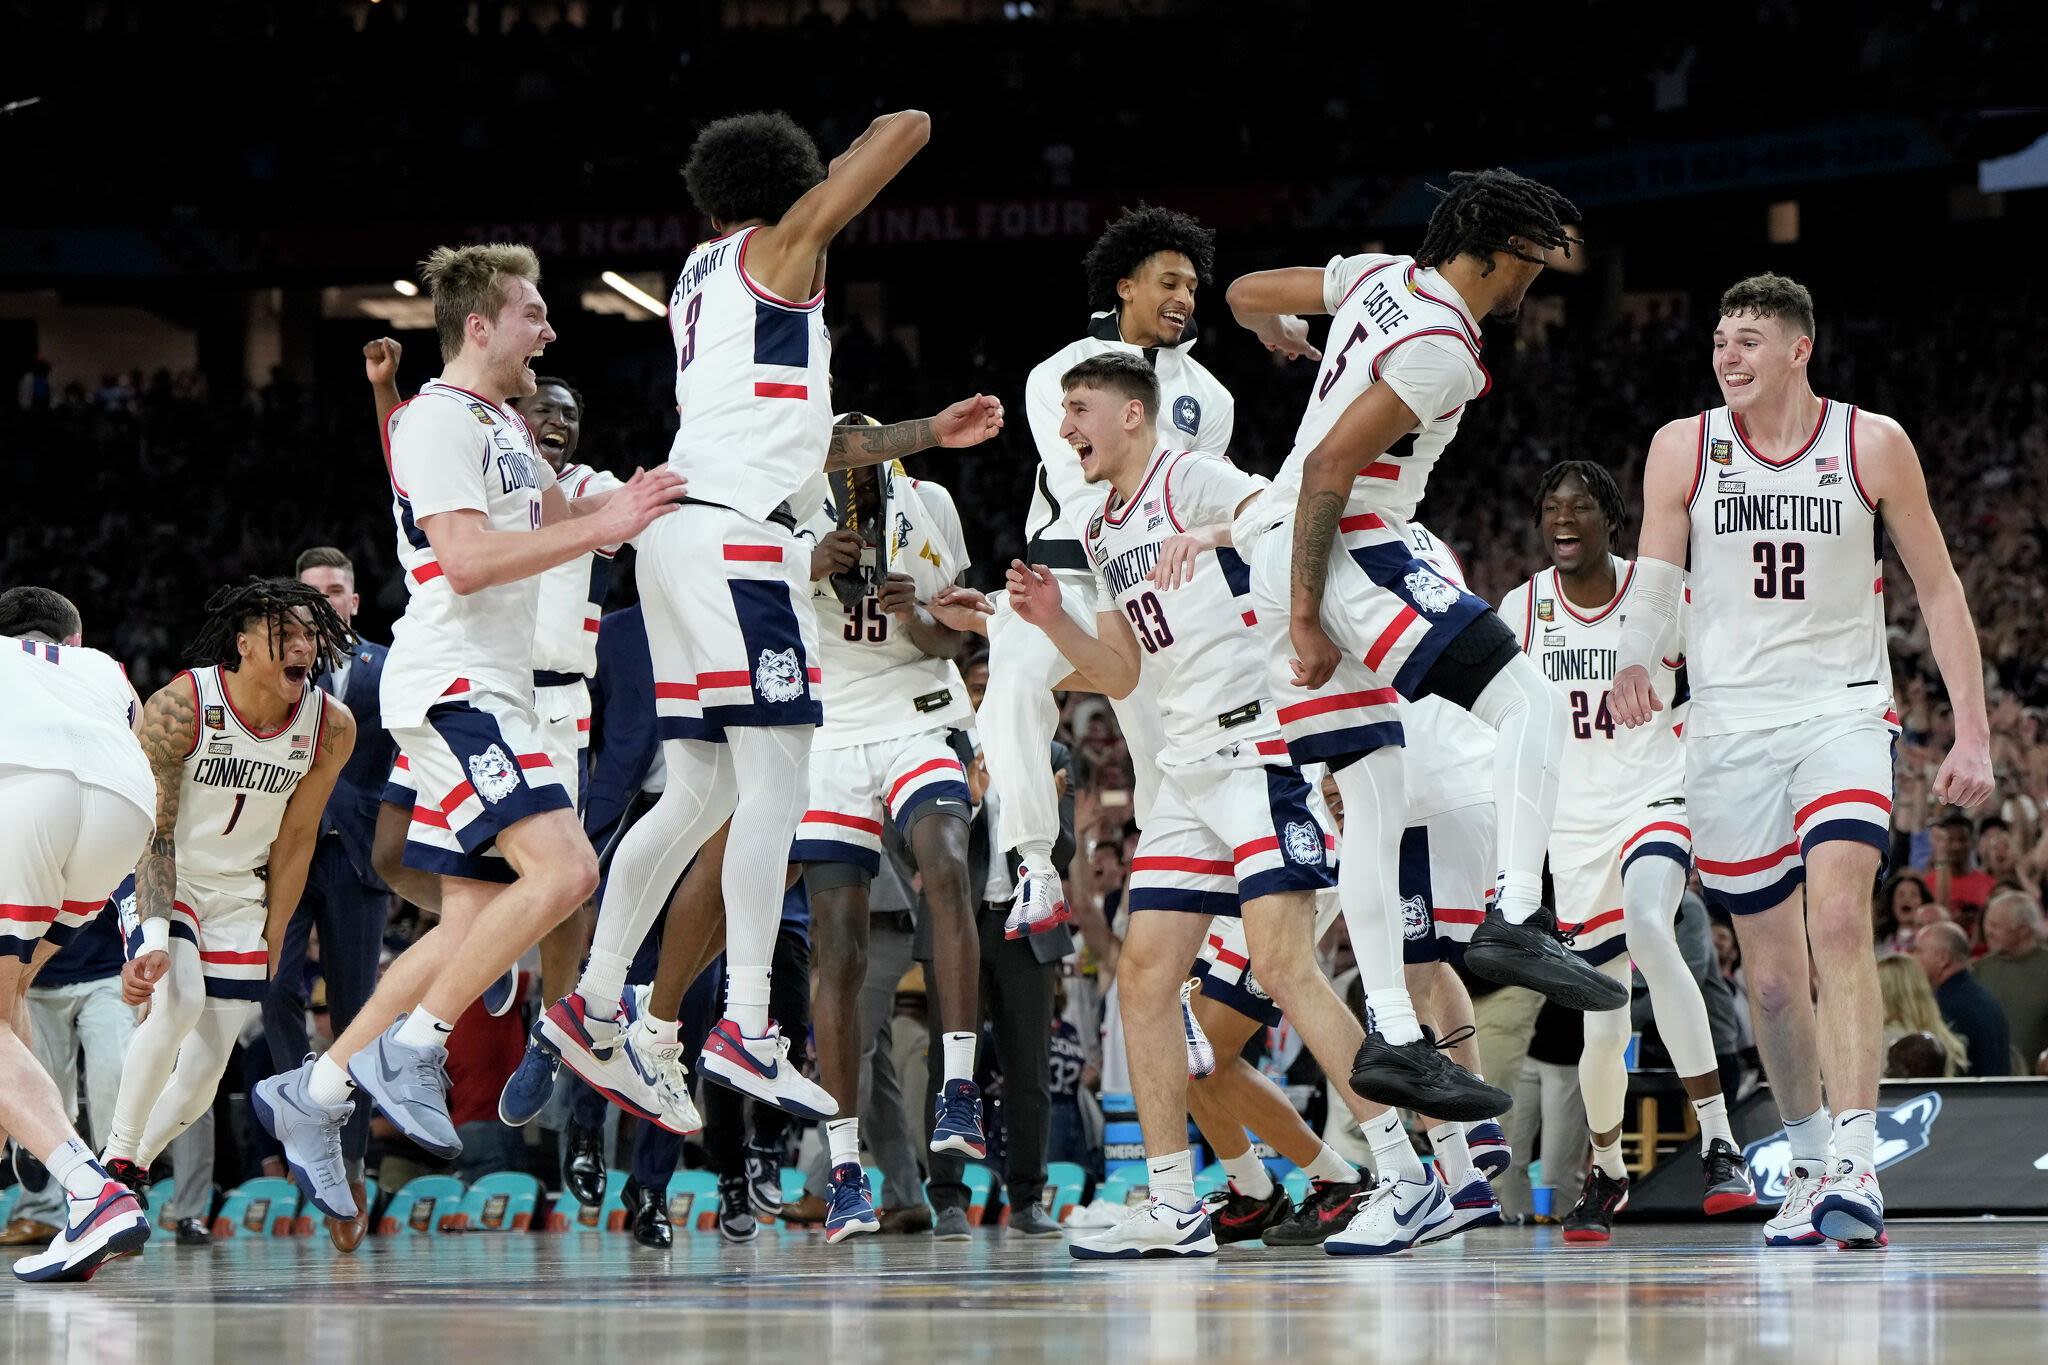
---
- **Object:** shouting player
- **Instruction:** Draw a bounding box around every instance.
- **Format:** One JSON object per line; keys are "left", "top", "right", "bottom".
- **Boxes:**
{"left": 1611, "top": 274, "right": 1993, "bottom": 1248}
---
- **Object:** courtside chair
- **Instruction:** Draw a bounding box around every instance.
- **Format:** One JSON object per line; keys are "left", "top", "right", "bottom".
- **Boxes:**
{"left": 294, "top": 1177, "right": 378, "bottom": 1238}
{"left": 1044, "top": 1162, "right": 1088, "bottom": 1222}
{"left": 959, "top": 1163, "right": 995, "bottom": 1226}
{"left": 211, "top": 1176, "right": 303, "bottom": 1238}
{"left": 450, "top": 1171, "right": 539, "bottom": 1232}
{"left": 661, "top": 1169, "right": 717, "bottom": 1232}
{"left": 375, "top": 1173, "right": 466, "bottom": 1236}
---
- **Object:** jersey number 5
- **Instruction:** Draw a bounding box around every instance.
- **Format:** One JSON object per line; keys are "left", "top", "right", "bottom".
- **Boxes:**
{"left": 1751, "top": 541, "right": 1806, "bottom": 600}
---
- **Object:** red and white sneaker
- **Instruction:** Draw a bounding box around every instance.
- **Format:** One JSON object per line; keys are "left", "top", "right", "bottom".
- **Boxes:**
{"left": 537, "top": 992, "right": 663, "bottom": 1125}
{"left": 1004, "top": 868, "right": 1071, "bottom": 940}
{"left": 1762, "top": 1161, "right": 1828, "bottom": 1248}
{"left": 12, "top": 1172, "right": 150, "bottom": 1283}
{"left": 1812, "top": 1167, "right": 1886, "bottom": 1247}
{"left": 699, "top": 1019, "right": 838, "bottom": 1120}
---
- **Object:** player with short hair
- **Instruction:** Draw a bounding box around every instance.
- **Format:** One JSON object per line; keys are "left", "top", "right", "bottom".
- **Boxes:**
{"left": 0, "top": 587, "right": 155, "bottom": 1283}
{"left": 1610, "top": 273, "right": 1994, "bottom": 1248}
{"left": 1500, "top": 460, "right": 1755, "bottom": 1242}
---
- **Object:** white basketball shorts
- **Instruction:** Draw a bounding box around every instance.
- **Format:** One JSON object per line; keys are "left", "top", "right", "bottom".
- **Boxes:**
{"left": 1550, "top": 807, "right": 1692, "bottom": 965}
{"left": 0, "top": 768, "right": 152, "bottom": 962}
{"left": 791, "top": 729, "right": 971, "bottom": 875}
{"left": 393, "top": 684, "right": 571, "bottom": 884}
{"left": 1129, "top": 752, "right": 1336, "bottom": 919}
{"left": 116, "top": 875, "right": 270, "bottom": 1001}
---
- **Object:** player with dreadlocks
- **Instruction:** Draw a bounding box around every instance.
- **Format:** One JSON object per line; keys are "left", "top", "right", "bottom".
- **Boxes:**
{"left": 1500, "top": 459, "right": 1757, "bottom": 1241}
{"left": 1214, "top": 168, "right": 1632, "bottom": 1249}
{"left": 100, "top": 578, "right": 358, "bottom": 1211}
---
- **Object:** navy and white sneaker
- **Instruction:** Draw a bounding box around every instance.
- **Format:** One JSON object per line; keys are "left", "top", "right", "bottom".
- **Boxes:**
{"left": 1418, "top": 1170, "right": 1503, "bottom": 1245}
{"left": 1465, "top": 1120, "right": 1511, "bottom": 1181}
{"left": 1325, "top": 1172, "right": 1447, "bottom": 1256}
{"left": 347, "top": 1023, "right": 461, "bottom": 1159}
{"left": 481, "top": 965, "right": 520, "bottom": 1018}
{"left": 251, "top": 1056, "right": 360, "bottom": 1218}
{"left": 537, "top": 993, "right": 663, "bottom": 1123}
{"left": 498, "top": 1034, "right": 563, "bottom": 1128}
{"left": 1763, "top": 1161, "right": 1828, "bottom": 1248}
{"left": 929, "top": 1079, "right": 987, "bottom": 1158}
{"left": 1181, "top": 979, "right": 1216, "bottom": 1079}
{"left": 1812, "top": 1167, "right": 1887, "bottom": 1247}
{"left": 1071, "top": 1197, "right": 1217, "bottom": 1259}
{"left": 824, "top": 1162, "right": 880, "bottom": 1244}
{"left": 699, "top": 1019, "right": 837, "bottom": 1120}
{"left": 1003, "top": 867, "right": 1072, "bottom": 940}
{"left": 744, "top": 1138, "right": 784, "bottom": 1218}
{"left": 11, "top": 1170, "right": 150, "bottom": 1283}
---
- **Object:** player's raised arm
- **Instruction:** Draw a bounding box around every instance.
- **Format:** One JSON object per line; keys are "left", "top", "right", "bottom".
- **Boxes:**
{"left": 747, "top": 109, "right": 931, "bottom": 301}
{"left": 124, "top": 673, "right": 198, "bottom": 1004}
{"left": 1611, "top": 416, "right": 1701, "bottom": 727}
{"left": 823, "top": 393, "right": 1004, "bottom": 472}
{"left": 1225, "top": 267, "right": 1326, "bottom": 361}
{"left": 365, "top": 337, "right": 405, "bottom": 433}
{"left": 260, "top": 701, "right": 356, "bottom": 973}
{"left": 1859, "top": 411, "right": 1994, "bottom": 808}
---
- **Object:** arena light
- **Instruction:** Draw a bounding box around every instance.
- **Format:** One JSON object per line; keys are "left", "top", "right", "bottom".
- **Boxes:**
{"left": 601, "top": 270, "right": 668, "bottom": 318}
{"left": 392, "top": 279, "right": 419, "bottom": 297}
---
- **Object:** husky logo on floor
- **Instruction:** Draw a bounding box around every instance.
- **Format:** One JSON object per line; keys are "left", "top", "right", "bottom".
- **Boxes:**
{"left": 1403, "top": 568, "right": 1460, "bottom": 616}
{"left": 467, "top": 745, "right": 520, "bottom": 804}
{"left": 1743, "top": 1092, "right": 1943, "bottom": 1202}
{"left": 755, "top": 647, "right": 806, "bottom": 704}
{"left": 1172, "top": 395, "right": 1200, "bottom": 436}
{"left": 1401, "top": 894, "right": 1431, "bottom": 941}
{"left": 1282, "top": 820, "right": 1324, "bottom": 866}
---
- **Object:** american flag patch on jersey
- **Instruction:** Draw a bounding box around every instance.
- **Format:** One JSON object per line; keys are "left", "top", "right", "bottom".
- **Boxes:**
{"left": 1816, "top": 456, "right": 1838, "bottom": 471}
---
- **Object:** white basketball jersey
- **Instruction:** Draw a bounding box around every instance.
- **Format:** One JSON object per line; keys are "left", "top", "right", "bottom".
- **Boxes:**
{"left": 532, "top": 461, "right": 623, "bottom": 678}
{"left": 666, "top": 226, "right": 833, "bottom": 521}
{"left": 1084, "top": 448, "right": 1273, "bottom": 765}
{"left": 803, "top": 467, "right": 976, "bottom": 749}
{"left": 1501, "top": 556, "right": 1686, "bottom": 865}
{"left": 1685, "top": 400, "right": 1888, "bottom": 735}
{"left": 177, "top": 665, "right": 324, "bottom": 895}
{"left": 0, "top": 636, "right": 154, "bottom": 818}
{"left": 1401, "top": 525, "right": 1495, "bottom": 821}
{"left": 1268, "top": 255, "right": 1489, "bottom": 526}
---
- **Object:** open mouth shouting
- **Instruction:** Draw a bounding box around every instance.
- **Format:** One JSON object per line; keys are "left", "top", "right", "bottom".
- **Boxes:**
{"left": 283, "top": 664, "right": 309, "bottom": 687}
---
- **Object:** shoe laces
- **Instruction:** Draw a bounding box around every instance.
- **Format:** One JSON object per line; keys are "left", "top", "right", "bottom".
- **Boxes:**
{"left": 1428, "top": 1024, "right": 1478, "bottom": 1053}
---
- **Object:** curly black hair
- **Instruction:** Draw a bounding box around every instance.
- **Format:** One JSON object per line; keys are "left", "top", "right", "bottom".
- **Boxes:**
{"left": 1532, "top": 459, "right": 1628, "bottom": 535}
{"left": 1082, "top": 205, "right": 1217, "bottom": 314}
{"left": 681, "top": 111, "right": 826, "bottom": 227}
{"left": 1417, "top": 169, "right": 1583, "bottom": 276}
{"left": 186, "top": 577, "right": 356, "bottom": 674}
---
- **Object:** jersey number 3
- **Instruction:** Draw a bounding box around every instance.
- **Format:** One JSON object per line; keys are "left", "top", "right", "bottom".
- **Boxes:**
{"left": 675, "top": 294, "right": 704, "bottom": 372}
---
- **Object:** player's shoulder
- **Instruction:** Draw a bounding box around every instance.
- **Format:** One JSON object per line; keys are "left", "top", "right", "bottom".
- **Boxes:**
{"left": 1842, "top": 403, "right": 1910, "bottom": 450}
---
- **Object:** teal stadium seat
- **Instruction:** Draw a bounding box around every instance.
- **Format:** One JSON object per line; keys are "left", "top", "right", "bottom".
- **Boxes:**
{"left": 375, "top": 1174, "right": 467, "bottom": 1236}
{"left": 1043, "top": 1162, "right": 1087, "bottom": 1221}
{"left": 211, "top": 1177, "right": 303, "bottom": 1239}
{"left": 451, "top": 1172, "right": 538, "bottom": 1232}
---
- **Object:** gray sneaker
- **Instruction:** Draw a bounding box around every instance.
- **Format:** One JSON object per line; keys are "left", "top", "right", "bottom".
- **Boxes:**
{"left": 933, "top": 1206, "right": 972, "bottom": 1242}
{"left": 347, "top": 1024, "right": 461, "bottom": 1158}
{"left": 251, "top": 1058, "right": 358, "bottom": 1219}
{"left": 1008, "top": 1202, "right": 1065, "bottom": 1239}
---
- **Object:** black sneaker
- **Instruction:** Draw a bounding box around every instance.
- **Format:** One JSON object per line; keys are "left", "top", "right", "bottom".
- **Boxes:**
{"left": 743, "top": 1137, "right": 784, "bottom": 1218}
{"left": 102, "top": 1157, "right": 152, "bottom": 1200}
{"left": 1204, "top": 1182, "right": 1295, "bottom": 1245}
{"left": 1562, "top": 1167, "right": 1630, "bottom": 1242}
{"left": 622, "top": 1176, "right": 672, "bottom": 1249}
{"left": 1261, "top": 1178, "right": 1372, "bottom": 1246}
{"left": 1702, "top": 1137, "right": 1759, "bottom": 1215}
{"left": 1465, "top": 905, "right": 1630, "bottom": 1011}
{"left": 717, "top": 1174, "right": 759, "bottom": 1243}
{"left": 1349, "top": 1027, "right": 1511, "bottom": 1122}
{"left": 561, "top": 1122, "right": 607, "bottom": 1208}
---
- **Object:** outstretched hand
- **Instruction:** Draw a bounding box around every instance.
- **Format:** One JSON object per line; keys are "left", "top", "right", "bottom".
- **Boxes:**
{"left": 932, "top": 394, "right": 1005, "bottom": 449}
{"left": 1258, "top": 315, "right": 1322, "bottom": 362}
{"left": 1005, "top": 560, "right": 1065, "bottom": 628}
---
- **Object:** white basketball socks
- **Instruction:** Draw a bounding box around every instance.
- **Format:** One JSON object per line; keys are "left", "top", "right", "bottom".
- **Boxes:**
{"left": 942, "top": 1032, "right": 977, "bottom": 1085}
{"left": 1221, "top": 1150, "right": 1275, "bottom": 1200}
{"left": 1146, "top": 1150, "right": 1197, "bottom": 1210}
{"left": 1364, "top": 1109, "right": 1425, "bottom": 1184}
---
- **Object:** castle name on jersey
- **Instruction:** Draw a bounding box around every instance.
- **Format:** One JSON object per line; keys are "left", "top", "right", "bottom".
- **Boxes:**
{"left": 190, "top": 754, "right": 305, "bottom": 796}
{"left": 1710, "top": 491, "right": 1846, "bottom": 537}
{"left": 670, "top": 240, "right": 732, "bottom": 307}
{"left": 1095, "top": 538, "right": 1162, "bottom": 598}
{"left": 1541, "top": 646, "right": 1619, "bottom": 683}
{"left": 1357, "top": 276, "right": 1410, "bottom": 333}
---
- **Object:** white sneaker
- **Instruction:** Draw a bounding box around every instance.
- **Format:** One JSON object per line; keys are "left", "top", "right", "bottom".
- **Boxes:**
{"left": 1070, "top": 1198, "right": 1215, "bottom": 1259}
{"left": 537, "top": 993, "right": 666, "bottom": 1125}
{"left": 1062, "top": 1198, "right": 1130, "bottom": 1230}
{"left": 1812, "top": 1167, "right": 1887, "bottom": 1247}
{"left": 1763, "top": 1160, "right": 1828, "bottom": 1248}
{"left": 1181, "top": 979, "right": 1216, "bottom": 1079}
{"left": 699, "top": 1018, "right": 838, "bottom": 1120}
{"left": 1004, "top": 867, "right": 1072, "bottom": 940}
{"left": 1325, "top": 1173, "right": 1446, "bottom": 1256}
{"left": 635, "top": 1020, "right": 705, "bottom": 1136}
{"left": 12, "top": 1174, "right": 150, "bottom": 1283}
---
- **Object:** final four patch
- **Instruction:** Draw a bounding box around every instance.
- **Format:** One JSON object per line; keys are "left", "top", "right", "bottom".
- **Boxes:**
{"left": 204, "top": 704, "right": 225, "bottom": 729}
{"left": 1709, "top": 438, "right": 1733, "bottom": 466}
{"left": 1536, "top": 598, "right": 1555, "bottom": 623}
{"left": 468, "top": 402, "right": 498, "bottom": 426}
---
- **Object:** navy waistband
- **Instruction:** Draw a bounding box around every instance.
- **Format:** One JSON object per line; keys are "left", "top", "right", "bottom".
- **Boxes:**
{"left": 534, "top": 670, "right": 587, "bottom": 689}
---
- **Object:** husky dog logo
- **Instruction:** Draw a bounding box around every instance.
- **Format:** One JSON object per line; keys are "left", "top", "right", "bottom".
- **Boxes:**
{"left": 467, "top": 745, "right": 520, "bottom": 804}
{"left": 1282, "top": 820, "right": 1324, "bottom": 866}
{"left": 755, "top": 647, "right": 806, "bottom": 704}
{"left": 1403, "top": 568, "right": 1460, "bottom": 616}
{"left": 1401, "top": 894, "right": 1431, "bottom": 941}
{"left": 1742, "top": 1092, "right": 1943, "bottom": 1202}
{"left": 1241, "top": 965, "right": 1271, "bottom": 1003}
{"left": 1172, "top": 394, "right": 1201, "bottom": 436}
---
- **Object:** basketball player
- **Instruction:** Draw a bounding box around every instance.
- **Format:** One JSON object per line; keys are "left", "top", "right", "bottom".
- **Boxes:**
{"left": 541, "top": 110, "right": 1000, "bottom": 1127}
{"left": 257, "top": 244, "right": 687, "bottom": 1219}
{"left": 982, "top": 206, "right": 1238, "bottom": 939}
{"left": 791, "top": 443, "right": 985, "bottom": 1241}
{"left": 0, "top": 587, "right": 154, "bottom": 1283}
{"left": 1611, "top": 274, "right": 1994, "bottom": 1248}
{"left": 1500, "top": 460, "right": 1755, "bottom": 1241}
{"left": 101, "top": 581, "right": 357, "bottom": 1212}
{"left": 1222, "top": 172, "right": 1625, "bottom": 1126}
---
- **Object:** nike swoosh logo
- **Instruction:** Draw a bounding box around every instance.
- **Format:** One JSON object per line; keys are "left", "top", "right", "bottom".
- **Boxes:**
{"left": 379, "top": 1052, "right": 406, "bottom": 1086}
{"left": 1172, "top": 1211, "right": 1205, "bottom": 1231}
{"left": 1391, "top": 1193, "right": 1432, "bottom": 1227}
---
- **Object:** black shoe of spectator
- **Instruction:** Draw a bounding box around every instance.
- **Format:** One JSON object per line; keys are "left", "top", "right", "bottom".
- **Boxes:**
{"left": 718, "top": 1175, "right": 758, "bottom": 1244}
{"left": 175, "top": 1217, "right": 213, "bottom": 1247}
{"left": 562, "top": 1123, "right": 606, "bottom": 1208}
{"left": 743, "top": 1138, "right": 784, "bottom": 1218}
{"left": 622, "top": 1177, "right": 672, "bottom": 1250}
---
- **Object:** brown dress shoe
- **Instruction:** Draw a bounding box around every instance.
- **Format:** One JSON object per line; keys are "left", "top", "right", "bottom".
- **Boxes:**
{"left": 878, "top": 1203, "right": 933, "bottom": 1235}
{"left": 780, "top": 1193, "right": 828, "bottom": 1226}
{"left": 0, "top": 1217, "right": 58, "bottom": 1246}
{"left": 329, "top": 1178, "right": 369, "bottom": 1253}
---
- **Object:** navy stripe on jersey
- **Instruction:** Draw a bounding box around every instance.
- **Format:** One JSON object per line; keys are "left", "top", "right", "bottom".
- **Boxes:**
{"left": 754, "top": 299, "right": 811, "bottom": 367}
{"left": 1215, "top": 546, "right": 1252, "bottom": 598}
{"left": 395, "top": 493, "right": 431, "bottom": 552}
{"left": 587, "top": 553, "right": 614, "bottom": 610}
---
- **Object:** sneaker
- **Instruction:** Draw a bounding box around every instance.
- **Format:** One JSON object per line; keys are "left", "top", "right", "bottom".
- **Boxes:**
{"left": 1181, "top": 979, "right": 1216, "bottom": 1079}
{"left": 1325, "top": 1173, "right": 1446, "bottom": 1257}
{"left": 1418, "top": 1171, "right": 1503, "bottom": 1245}
{"left": 621, "top": 1177, "right": 672, "bottom": 1250}
{"left": 743, "top": 1138, "right": 784, "bottom": 1218}
{"left": 481, "top": 965, "right": 520, "bottom": 1017}
{"left": 929, "top": 1079, "right": 988, "bottom": 1158}
{"left": 174, "top": 1217, "right": 212, "bottom": 1247}
{"left": 1465, "top": 905, "right": 1630, "bottom": 1012}
{"left": 717, "top": 1175, "right": 758, "bottom": 1243}
{"left": 12, "top": 1141, "right": 49, "bottom": 1193}
{"left": 1349, "top": 1027, "right": 1510, "bottom": 1122}
{"left": 1702, "top": 1136, "right": 1759, "bottom": 1215}
{"left": 251, "top": 1058, "right": 361, "bottom": 1218}
{"left": 933, "top": 1205, "right": 972, "bottom": 1241}
{"left": 498, "top": 1035, "right": 563, "bottom": 1128}
{"left": 1763, "top": 1161, "right": 1828, "bottom": 1248}
{"left": 1003, "top": 867, "right": 1072, "bottom": 940}
{"left": 11, "top": 1173, "right": 150, "bottom": 1283}
{"left": 537, "top": 994, "right": 664, "bottom": 1124}
{"left": 1072, "top": 1197, "right": 1215, "bottom": 1259}
{"left": 1262, "top": 1177, "right": 1372, "bottom": 1246}
{"left": 1465, "top": 1120, "right": 1511, "bottom": 1181}
{"left": 1204, "top": 1181, "right": 1294, "bottom": 1244}
{"left": 1812, "top": 1167, "right": 1886, "bottom": 1247}
{"left": 1062, "top": 1198, "right": 1129, "bottom": 1231}
{"left": 638, "top": 1024, "right": 706, "bottom": 1137}
{"left": 1561, "top": 1167, "right": 1630, "bottom": 1243}
{"left": 699, "top": 1019, "right": 838, "bottom": 1120}
{"left": 347, "top": 1024, "right": 461, "bottom": 1159}
{"left": 824, "top": 1162, "right": 880, "bottom": 1244}
{"left": 1008, "top": 1202, "right": 1064, "bottom": 1239}
{"left": 100, "top": 1156, "right": 151, "bottom": 1201}
{"left": 561, "top": 1122, "right": 607, "bottom": 1208}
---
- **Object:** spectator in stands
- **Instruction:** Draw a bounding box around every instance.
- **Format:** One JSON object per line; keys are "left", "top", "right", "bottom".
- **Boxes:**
{"left": 1877, "top": 953, "right": 1966, "bottom": 1078}
{"left": 1874, "top": 873, "right": 1930, "bottom": 953}
{"left": 1974, "top": 890, "right": 2048, "bottom": 1075}
{"left": 1910, "top": 922, "right": 2012, "bottom": 1077}
{"left": 1917, "top": 813, "right": 1996, "bottom": 938}
{"left": 1977, "top": 818, "right": 2022, "bottom": 892}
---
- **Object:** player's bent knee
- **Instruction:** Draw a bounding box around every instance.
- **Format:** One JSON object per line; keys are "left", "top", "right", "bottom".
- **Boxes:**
{"left": 1415, "top": 610, "right": 1522, "bottom": 711}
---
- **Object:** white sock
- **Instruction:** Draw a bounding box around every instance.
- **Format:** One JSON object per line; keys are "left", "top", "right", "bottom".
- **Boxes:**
{"left": 826, "top": 1117, "right": 861, "bottom": 1169}
{"left": 1494, "top": 872, "right": 1544, "bottom": 925}
{"left": 1591, "top": 1136, "right": 1627, "bottom": 1181}
{"left": 1832, "top": 1109, "right": 1876, "bottom": 1175}
{"left": 1221, "top": 1150, "right": 1274, "bottom": 1200}
{"left": 1428, "top": 1122, "right": 1475, "bottom": 1186}
{"left": 1692, "top": 1092, "right": 1733, "bottom": 1149}
{"left": 1365, "top": 989, "right": 1423, "bottom": 1047}
{"left": 47, "top": 1138, "right": 103, "bottom": 1201}
{"left": 308, "top": 1053, "right": 355, "bottom": 1106}
{"left": 1146, "top": 1149, "right": 1196, "bottom": 1209}
{"left": 1304, "top": 1144, "right": 1360, "bottom": 1184}
{"left": 727, "top": 966, "right": 772, "bottom": 1039}
{"left": 1015, "top": 838, "right": 1054, "bottom": 880}
{"left": 635, "top": 1013, "right": 681, "bottom": 1048}
{"left": 1364, "top": 1109, "right": 1425, "bottom": 1183}
{"left": 942, "top": 1031, "right": 976, "bottom": 1085}
{"left": 394, "top": 1007, "right": 452, "bottom": 1050}
{"left": 1783, "top": 1105, "right": 1831, "bottom": 1170}
{"left": 577, "top": 949, "right": 632, "bottom": 1022}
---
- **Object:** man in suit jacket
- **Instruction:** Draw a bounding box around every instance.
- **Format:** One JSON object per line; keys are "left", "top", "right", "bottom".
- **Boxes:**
{"left": 263, "top": 547, "right": 397, "bottom": 1249}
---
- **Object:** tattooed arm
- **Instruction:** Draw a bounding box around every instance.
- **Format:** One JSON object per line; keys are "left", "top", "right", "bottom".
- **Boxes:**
{"left": 824, "top": 393, "right": 1005, "bottom": 472}
{"left": 122, "top": 673, "right": 199, "bottom": 1003}
{"left": 261, "top": 698, "right": 356, "bottom": 975}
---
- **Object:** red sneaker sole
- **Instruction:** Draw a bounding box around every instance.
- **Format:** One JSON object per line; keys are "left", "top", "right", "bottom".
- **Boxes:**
{"left": 1705, "top": 1191, "right": 1759, "bottom": 1216}
{"left": 1560, "top": 1228, "right": 1611, "bottom": 1243}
